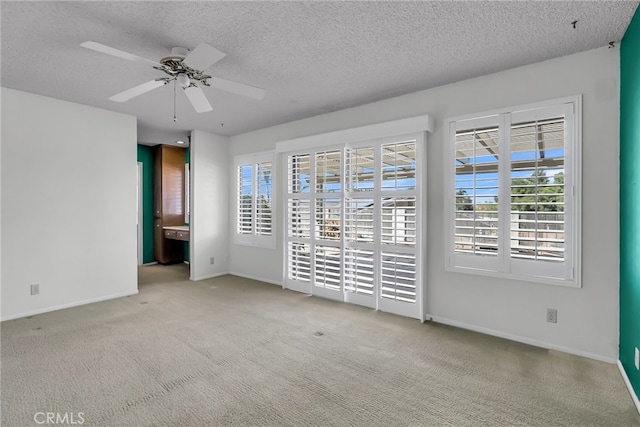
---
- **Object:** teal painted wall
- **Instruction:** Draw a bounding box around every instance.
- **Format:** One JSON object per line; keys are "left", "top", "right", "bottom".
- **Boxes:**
{"left": 137, "top": 145, "right": 155, "bottom": 264}
{"left": 620, "top": 7, "right": 640, "bottom": 398}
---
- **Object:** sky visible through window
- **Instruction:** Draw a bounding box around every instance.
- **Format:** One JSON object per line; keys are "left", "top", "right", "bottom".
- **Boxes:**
{"left": 455, "top": 148, "right": 565, "bottom": 205}
{"left": 240, "top": 165, "right": 272, "bottom": 197}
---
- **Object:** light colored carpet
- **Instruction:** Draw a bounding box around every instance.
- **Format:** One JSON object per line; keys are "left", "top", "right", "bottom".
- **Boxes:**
{"left": 2, "top": 264, "right": 638, "bottom": 426}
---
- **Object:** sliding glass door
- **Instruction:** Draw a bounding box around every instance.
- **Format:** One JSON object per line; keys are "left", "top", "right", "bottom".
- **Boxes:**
{"left": 285, "top": 133, "right": 424, "bottom": 319}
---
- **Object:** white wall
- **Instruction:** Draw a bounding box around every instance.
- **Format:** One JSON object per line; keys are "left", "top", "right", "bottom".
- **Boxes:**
{"left": 189, "top": 130, "right": 230, "bottom": 280}
{"left": 1, "top": 88, "right": 138, "bottom": 320}
{"left": 228, "top": 46, "right": 620, "bottom": 361}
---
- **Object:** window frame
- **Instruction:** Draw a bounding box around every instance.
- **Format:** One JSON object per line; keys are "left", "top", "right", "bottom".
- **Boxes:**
{"left": 444, "top": 96, "right": 582, "bottom": 287}
{"left": 234, "top": 151, "right": 276, "bottom": 249}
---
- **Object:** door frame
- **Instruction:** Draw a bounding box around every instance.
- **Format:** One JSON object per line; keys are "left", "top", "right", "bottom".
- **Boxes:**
{"left": 137, "top": 161, "right": 143, "bottom": 266}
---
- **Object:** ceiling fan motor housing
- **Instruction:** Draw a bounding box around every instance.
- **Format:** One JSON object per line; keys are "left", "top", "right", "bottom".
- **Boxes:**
{"left": 155, "top": 47, "right": 211, "bottom": 87}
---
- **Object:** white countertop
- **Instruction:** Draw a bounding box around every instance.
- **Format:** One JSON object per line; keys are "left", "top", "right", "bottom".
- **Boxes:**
{"left": 162, "top": 225, "right": 189, "bottom": 232}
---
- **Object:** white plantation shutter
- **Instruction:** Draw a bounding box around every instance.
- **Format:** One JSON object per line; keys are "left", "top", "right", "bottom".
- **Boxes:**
{"left": 381, "top": 197, "right": 416, "bottom": 247}
{"left": 344, "top": 248, "right": 374, "bottom": 295}
{"left": 314, "top": 245, "right": 341, "bottom": 291}
{"left": 380, "top": 251, "right": 416, "bottom": 303}
{"left": 446, "top": 97, "right": 580, "bottom": 286}
{"left": 287, "top": 199, "right": 311, "bottom": 238}
{"left": 454, "top": 124, "right": 500, "bottom": 257}
{"left": 285, "top": 153, "right": 314, "bottom": 293}
{"left": 315, "top": 150, "right": 341, "bottom": 193}
{"left": 345, "top": 198, "right": 374, "bottom": 243}
{"left": 289, "top": 154, "right": 311, "bottom": 194}
{"left": 381, "top": 140, "right": 417, "bottom": 191}
{"left": 237, "top": 164, "right": 253, "bottom": 235}
{"left": 510, "top": 117, "right": 565, "bottom": 262}
{"left": 255, "top": 162, "right": 272, "bottom": 236}
{"left": 346, "top": 146, "right": 375, "bottom": 192}
{"left": 234, "top": 153, "right": 275, "bottom": 248}
{"left": 315, "top": 198, "right": 341, "bottom": 241}
{"left": 378, "top": 140, "right": 419, "bottom": 316}
{"left": 284, "top": 132, "right": 425, "bottom": 318}
{"left": 287, "top": 242, "right": 311, "bottom": 282}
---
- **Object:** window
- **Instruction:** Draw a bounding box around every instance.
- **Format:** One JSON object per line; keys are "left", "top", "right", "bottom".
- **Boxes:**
{"left": 234, "top": 152, "right": 275, "bottom": 248}
{"left": 446, "top": 96, "right": 581, "bottom": 286}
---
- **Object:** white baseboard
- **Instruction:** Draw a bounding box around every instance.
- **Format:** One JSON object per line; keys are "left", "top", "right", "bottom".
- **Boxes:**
{"left": 141, "top": 262, "right": 158, "bottom": 266}
{"left": 427, "top": 315, "right": 617, "bottom": 364}
{"left": 1, "top": 289, "right": 139, "bottom": 322}
{"left": 617, "top": 361, "right": 640, "bottom": 415}
{"left": 227, "top": 271, "right": 282, "bottom": 287}
{"left": 190, "top": 271, "right": 229, "bottom": 281}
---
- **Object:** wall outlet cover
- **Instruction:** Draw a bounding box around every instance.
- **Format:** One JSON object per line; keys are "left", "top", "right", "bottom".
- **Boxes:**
{"left": 635, "top": 347, "right": 639, "bottom": 370}
{"left": 30, "top": 284, "right": 39, "bottom": 295}
{"left": 546, "top": 308, "right": 557, "bottom": 323}
{"left": 210, "top": 257, "right": 215, "bottom": 265}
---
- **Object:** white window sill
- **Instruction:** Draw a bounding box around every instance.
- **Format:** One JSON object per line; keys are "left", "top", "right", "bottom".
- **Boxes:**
{"left": 445, "top": 264, "right": 580, "bottom": 288}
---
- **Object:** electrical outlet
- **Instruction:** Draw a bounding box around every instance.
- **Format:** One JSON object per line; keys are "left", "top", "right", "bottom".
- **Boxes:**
{"left": 210, "top": 257, "right": 215, "bottom": 265}
{"left": 546, "top": 308, "right": 557, "bottom": 323}
{"left": 635, "top": 347, "right": 639, "bottom": 370}
{"left": 30, "top": 284, "right": 39, "bottom": 295}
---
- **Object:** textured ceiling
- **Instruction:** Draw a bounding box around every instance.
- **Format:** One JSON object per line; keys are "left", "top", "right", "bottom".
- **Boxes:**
{"left": 1, "top": 1, "right": 638, "bottom": 144}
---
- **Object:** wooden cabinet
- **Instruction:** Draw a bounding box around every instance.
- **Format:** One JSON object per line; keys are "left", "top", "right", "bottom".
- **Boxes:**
{"left": 164, "top": 227, "right": 190, "bottom": 241}
{"left": 154, "top": 145, "right": 186, "bottom": 264}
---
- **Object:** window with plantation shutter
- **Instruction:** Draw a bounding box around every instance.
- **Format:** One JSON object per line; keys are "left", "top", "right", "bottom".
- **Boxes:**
{"left": 446, "top": 96, "right": 581, "bottom": 286}
{"left": 234, "top": 153, "right": 275, "bottom": 248}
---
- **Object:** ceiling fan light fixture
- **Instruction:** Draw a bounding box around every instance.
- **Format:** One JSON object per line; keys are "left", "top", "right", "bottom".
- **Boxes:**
{"left": 177, "top": 73, "right": 190, "bottom": 88}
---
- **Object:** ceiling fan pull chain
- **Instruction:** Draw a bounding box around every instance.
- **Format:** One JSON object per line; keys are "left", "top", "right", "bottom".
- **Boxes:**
{"left": 173, "top": 79, "right": 177, "bottom": 122}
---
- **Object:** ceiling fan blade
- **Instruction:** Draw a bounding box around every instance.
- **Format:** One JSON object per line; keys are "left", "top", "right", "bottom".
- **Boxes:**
{"left": 81, "top": 41, "right": 161, "bottom": 67}
{"left": 183, "top": 43, "right": 226, "bottom": 71}
{"left": 208, "top": 77, "right": 266, "bottom": 100}
{"left": 184, "top": 86, "right": 213, "bottom": 113}
{"left": 109, "top": 80, "right": 166, "bottom": 102}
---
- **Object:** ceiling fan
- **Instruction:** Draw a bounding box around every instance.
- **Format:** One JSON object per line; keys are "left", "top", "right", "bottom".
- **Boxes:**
{"left": 81, "top": 41, "right": 266, "bottom": 115}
